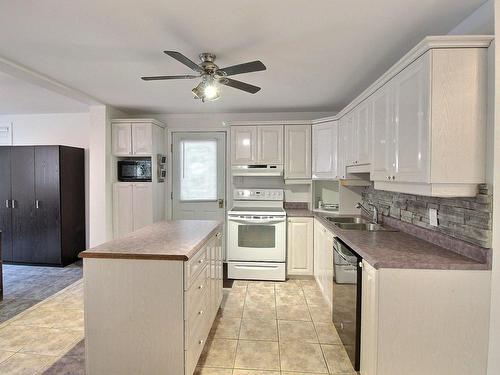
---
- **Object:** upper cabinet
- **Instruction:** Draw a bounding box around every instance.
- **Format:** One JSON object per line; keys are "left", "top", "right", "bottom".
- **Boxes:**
{"left": 258, "top": 125, "right": 283, "bottom": 164}
{"left": 312, "top": 121, "right": 338, "bottom": 179}
{"left": 231, "top": 126, "right": 257, "bottom": 164}
{"left": 371, "top": 47, "right": 487, "bottom": 196}
{"left": 231, "top": 125, "right": 283, "bottom": 165}
{"left": 112, "top": 120, "right": 165, "bottom": 157}
{"left": 284, "top": 125, "right": 311, "bottom": 179}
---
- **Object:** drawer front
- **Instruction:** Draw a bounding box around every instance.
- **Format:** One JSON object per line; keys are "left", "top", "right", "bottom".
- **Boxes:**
{"left": 185, "top": 265, "right": 209, "bottom": 319}
{"left": 185, "top": 246, "right": 208, "bottom": 290}
{"left": 185, "top": 289, "right": 210, "bottom": 350}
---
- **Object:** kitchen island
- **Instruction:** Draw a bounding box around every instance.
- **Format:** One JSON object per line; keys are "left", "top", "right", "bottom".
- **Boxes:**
{"left": 80, "top": 220, "right": 223, "bottom": 375}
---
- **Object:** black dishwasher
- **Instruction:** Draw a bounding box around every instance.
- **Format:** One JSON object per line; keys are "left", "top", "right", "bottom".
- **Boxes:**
{"left": 332, "top": 237, "right": 362, "bottom": 371}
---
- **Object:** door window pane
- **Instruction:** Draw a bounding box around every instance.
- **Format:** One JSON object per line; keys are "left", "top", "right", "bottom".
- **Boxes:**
{"left": 238, "top": 225, "right": 276, "bottom": 248}
{"left": 180, "top": 139, "right": 217, "bottom": 201}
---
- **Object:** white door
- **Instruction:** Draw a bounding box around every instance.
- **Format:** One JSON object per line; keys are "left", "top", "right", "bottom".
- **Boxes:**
{"left": 284, "top": 125, "right": 311, "bottom": 179}
{"left": 132, "top": 123, "right": 153, "bottom": 155}
{"left": 257, "top": 125, "right": 283, "bottom": 164}
{"left": 112, "top": 123, "right": 132, "bottom": 156}
{"left": 287, "top": 217, "right": 314, "bottom": 276}
{"left": 132, "top": 182, "right": 153, "bottom": 230}
{"left": 312, "top": 121, "right": 338, "bottom": 179}
{"left": 113, "top": 182, "right": 134, "bottom": 238}
{"left": 172, "top": 132, "right": 226, "bottom": 221}
{"left": 231, "top": 126, "right": 257, "bottom": 164}
{"left": 393, "top": 53, "right": 430, "bottom": 183}
{"left": 371, "top": 83, "right": 395, "bottom": 181}
{"left": 357, "top": 99, "right": 372, "bottom": 165}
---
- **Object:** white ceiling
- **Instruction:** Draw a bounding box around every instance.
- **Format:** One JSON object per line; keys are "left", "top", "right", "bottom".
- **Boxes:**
{"left": 0, "top": 71, "right": 89, "bottom": 114}
{"left": 0, "top": 0, "right": 487, "bottom": 114}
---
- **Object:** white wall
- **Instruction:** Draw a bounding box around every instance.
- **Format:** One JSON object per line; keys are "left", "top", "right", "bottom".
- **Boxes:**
{"left": 0, "top": 112, "right": 91, "bottom": 246}
{"left": 448, "top": 0, "right": 494, "bottom": 35}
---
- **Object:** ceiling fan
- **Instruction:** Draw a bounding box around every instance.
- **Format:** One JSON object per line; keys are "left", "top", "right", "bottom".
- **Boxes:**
{"left": 141, "top": 51, "right": 266, "bottom": 102}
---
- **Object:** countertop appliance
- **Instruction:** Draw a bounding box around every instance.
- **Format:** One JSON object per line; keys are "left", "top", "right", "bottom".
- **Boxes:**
{"left": 118, "top": 159, "right": 152, "bottom": 182}
{"left": 232, "top": 164, "right": 283, "bottom": 177}
{"left": 332, "top": 237, "right": 362, "bottom": 371}
{"left": 227, "top": 188, "right": 286, "bottom": 281}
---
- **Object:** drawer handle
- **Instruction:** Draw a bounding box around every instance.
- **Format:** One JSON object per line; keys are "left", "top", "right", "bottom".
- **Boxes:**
{"left": 199, "top": 339, "right": 204, "bottom": 345}
{"left": 199, "top": 310, "right": 204, "bottom": 315}
{"left": 198, "top": 259, "right": 204, "bottom": 264}
{"left": 198, "top": 285, "right": 204, "bottom": 290}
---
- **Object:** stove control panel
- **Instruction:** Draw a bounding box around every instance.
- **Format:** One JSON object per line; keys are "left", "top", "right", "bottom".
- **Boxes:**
{"left": 233, "top": 189, "right": 284, "bottom": 201}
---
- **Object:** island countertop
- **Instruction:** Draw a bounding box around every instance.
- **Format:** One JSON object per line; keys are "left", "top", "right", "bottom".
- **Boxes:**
{"left": 79, "top": 220, "right": 222, "bottom": 261}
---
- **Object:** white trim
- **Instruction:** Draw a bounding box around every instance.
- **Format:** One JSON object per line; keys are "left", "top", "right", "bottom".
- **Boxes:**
{"left": 111, "top": 118, "right": 166, "bottom": 128}
{"left": 225, "top": 120, "right": 312, "bottom": 126}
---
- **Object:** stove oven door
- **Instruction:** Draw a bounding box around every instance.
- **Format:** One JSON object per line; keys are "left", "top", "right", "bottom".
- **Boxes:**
{"left": 227, "top": 215, "right": 286, "bottom": 262}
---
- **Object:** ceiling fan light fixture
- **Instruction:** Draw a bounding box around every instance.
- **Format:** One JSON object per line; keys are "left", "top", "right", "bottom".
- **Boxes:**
{"left": 203, "top": 83, "right": 220, "bottom": 101}
{"left": 192, "top": 77, "right": 220, "bottom": 102}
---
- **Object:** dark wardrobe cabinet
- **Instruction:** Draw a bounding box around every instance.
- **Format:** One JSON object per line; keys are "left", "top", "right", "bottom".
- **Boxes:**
{"left": 0, "top": 146, "right": 85, "bottom": 266}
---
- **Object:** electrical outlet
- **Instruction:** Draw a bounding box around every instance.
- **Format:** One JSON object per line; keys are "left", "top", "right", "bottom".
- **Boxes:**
{"left": 429, "top": 208, "right": 438, "bottom": 227}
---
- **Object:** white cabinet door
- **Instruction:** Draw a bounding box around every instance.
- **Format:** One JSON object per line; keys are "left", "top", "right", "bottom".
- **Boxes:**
{"left": 393, "top": 53, "right": 430, "bottom": 183}
{"left": 357, "top": 100, "right": 372, "bottom": 165}
{"left": 287, "top": 218, "right": 314, "bottom": 276}
{"left": 312, "top": 121, "right": 338, "bottom": 179}
{"left": 371, "top": 83, "right": 395, "bottom": 182}
{"left": 284, "top": 125, "right": 311, "bottom": 179}
{"left": 313, "top": 219, "right": 322, "bottom": 286}
{"left": 112, "top": 123, "right": 132, "bottom": 156}
{"left": 338, "top": 118, "right": 348, "bottom": 179}
{"left": 344, "top": 111, "right": 357, "bottom": 166}
{"left": 361, "top": 260, "right": 379, "bottom": 375}
{"left": 132, "top": 123, "right": 153, "bottom": 155}
{"left": 231, "top": 126, "right": 257, "bottom": 164}
{"left": 132, "top": 183, "right": 153, "bottom": 230}
{"left": 257, "top": 125, "right": 283, "bottom": 164}
{"left": 113, "top": 183, "right": 134, "bottom": 238}
{"left": 324, "top": 232, "right": 334, "bottom": 309}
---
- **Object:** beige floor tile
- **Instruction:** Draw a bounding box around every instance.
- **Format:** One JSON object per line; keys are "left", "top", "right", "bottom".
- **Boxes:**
{"left": 9, "top": 307, "right": 61, "bottom": 328}
{"left": 314, "top": 322, "right": 342, "bottom": 344}
{"left": 0, "top": 325, "right": 42, "bottom": 352}
{"left": 232, "top": 280, "right": 249, "bottom": 287}
{"left": 210, "top": 317, "right": 241, "bottom": 339}
{"left": 0, "top": 352, "right": 52, "bottom": 375}
{"left": 243, "top": 305, "right": 276, "bottom": 320}
{"left": 198, "top": 339, "right": 238, "bottom": 368}
{"left": 276, "top": 304, "right": 311, "bottom": 321}
{"left": 232, "top": 370, "right": 280, "bottom": 375}
{"left": 234, "top": 340, "right": 279, "bottom": 371}
{"left": 42, "top": 355, "right": 85, "bottom": 375}
{"left": 0, "top": 350, "right": 16, "bottom": 364}
{"left": 321, "top": 344, "right": 355, "bottom": 374}
{"left": 239, "top": 319, "right": 278, "bottom": 341}
{"left": 20, "top": 327, "right": 82, "bottom": 356}
{"left": 308, "top": 304, "right": 332, "bottom": 323}
{"left": 279, "top": 341, "right": 328, "bottom": 373}
{"left": 276, "top": 292, "right": 306, "bottom": 306}
{"left": 278, "top": 320, "right": 318, "bottom": 343}
{"left": 194, "top": 367, "right": 233, "bottom": 375}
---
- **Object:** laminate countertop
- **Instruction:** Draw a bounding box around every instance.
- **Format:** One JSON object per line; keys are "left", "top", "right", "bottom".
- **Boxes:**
{"left": 286, "top": 208, "right": 490, "bottom": 271}
{"left": 79, "top": 220, "right": 222, "bottom": 261}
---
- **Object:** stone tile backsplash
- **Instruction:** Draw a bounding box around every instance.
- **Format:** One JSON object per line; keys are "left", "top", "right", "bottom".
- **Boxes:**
{"left": 362, "top": 184, "right": 493, "bottom": 248}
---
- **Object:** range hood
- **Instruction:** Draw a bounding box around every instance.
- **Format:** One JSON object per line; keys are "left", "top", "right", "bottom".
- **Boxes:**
{"left": 232, "top": 164, "right": 283, "bottom": 177}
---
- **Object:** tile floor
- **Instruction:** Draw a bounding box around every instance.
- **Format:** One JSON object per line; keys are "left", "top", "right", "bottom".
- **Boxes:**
{"left": 1, "top": 261, "right": 83, "bottom": 323}
{"left": 197, "top": 279, "right": 356, "bottom": 374}
{"left": 0, "top": 277, "right": 356, "bottom": 374}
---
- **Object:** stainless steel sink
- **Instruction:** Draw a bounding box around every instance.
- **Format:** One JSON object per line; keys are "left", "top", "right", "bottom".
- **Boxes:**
{"left": 334, "top": 222, "right": 388, "bottom": 231}
{"left": 326, "top": 217, "right": 367, "bottom": 224}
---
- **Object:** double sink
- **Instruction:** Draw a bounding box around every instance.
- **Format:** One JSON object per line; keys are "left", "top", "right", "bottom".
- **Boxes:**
{"left": 325, "top": 216, "right": 393, "bottom": 231}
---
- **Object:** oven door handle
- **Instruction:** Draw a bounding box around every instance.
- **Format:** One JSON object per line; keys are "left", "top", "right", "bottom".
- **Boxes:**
{"left": 228, "top": 217, "right": 286, "bottom": 224}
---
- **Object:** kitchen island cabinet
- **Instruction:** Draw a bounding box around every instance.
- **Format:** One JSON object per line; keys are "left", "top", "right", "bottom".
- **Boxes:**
{"left": 80, "top": 220, "right": 223, "bottom": 375}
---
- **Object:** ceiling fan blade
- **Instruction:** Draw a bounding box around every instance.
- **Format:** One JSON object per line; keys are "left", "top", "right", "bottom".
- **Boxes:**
{"left": 141, "top": 75, "right": 199, "bottom": 81}
{"left": 164, "top": 51, "right": 203, "bottom": 73}
{"left": 218, "top": 60, "right": 266, "bottom": 76}
{"left": 219, "top": 78, "right": 261, "bottom": 94}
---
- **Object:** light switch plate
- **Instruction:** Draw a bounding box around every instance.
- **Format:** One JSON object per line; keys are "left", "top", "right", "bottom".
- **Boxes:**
{"left": 429, "top": 208, "right": 438, "bottom": 227}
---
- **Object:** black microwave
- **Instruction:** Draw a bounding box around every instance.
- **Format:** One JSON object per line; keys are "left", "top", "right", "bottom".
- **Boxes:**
{"left": 118, "top": 160, "right": 152, "bottom": 182}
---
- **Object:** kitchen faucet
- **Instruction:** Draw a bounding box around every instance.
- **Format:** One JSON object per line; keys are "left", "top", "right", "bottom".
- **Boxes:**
{"left": 356, "top": 202, "right": 379, "bottom": 224}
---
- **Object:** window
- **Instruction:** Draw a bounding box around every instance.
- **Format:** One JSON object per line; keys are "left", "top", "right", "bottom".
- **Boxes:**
{"left": 180, "top": 139, "right": 217, "bottom": 201}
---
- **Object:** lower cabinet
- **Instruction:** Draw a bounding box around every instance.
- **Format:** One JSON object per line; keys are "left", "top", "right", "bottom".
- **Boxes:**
{"left": 287, "top": 217, "right": 314, "bottom": 276}
{"left": 360, "top": 260, "right": 491, "bottom": 375}
{"left": 313, "top": 218, "right": 334, "bottom": 309}
{"left": 113, "top": 182, "right": 153, "bottom": 238}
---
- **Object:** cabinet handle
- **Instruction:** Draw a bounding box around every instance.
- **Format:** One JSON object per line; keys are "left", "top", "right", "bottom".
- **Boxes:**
{"left": 387, "top": 176, "right": 390, "bottom": 180}
{"left": 392, "top": 176, "right": 395, "bottom": 180}
{"left": 198, "top": 284, "right": 204, "bottom": 290}
{"left": 198, "top": 310, "right": 204, "bottom": 315}
{"left": 199, "top": 339, "right": 204, "bottom": 345}
{"left": 198, "top": 259, "right": 204, "bottom": 264}
{"left": 35, "top": 200, "right": 40, "bottom": 209}
{"left": 11, "top": 200, "right": 16, "bottom": 208}
{"left": 5, "top": 200, "right": 9, "bottom": 208}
